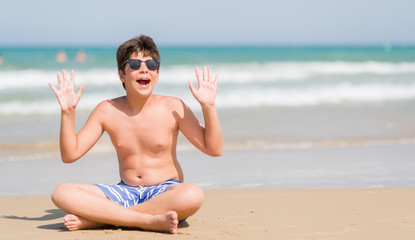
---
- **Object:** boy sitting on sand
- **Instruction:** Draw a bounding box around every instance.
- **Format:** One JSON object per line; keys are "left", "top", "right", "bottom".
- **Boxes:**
{"left": 48, "top": 35, "right": 222, "bottom": 234}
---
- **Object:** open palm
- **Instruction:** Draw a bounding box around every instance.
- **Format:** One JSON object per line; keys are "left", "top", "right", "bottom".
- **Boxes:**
{"left": 49, "top": 69, "right": 84, "bottom": 111}
{"left": 189, "top": 66, "right": 218, "bottom": 107}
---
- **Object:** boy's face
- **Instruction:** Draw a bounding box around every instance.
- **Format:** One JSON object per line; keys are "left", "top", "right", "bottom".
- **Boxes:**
{"left": 119, "top": 51, "right": 159, "bottom": 95}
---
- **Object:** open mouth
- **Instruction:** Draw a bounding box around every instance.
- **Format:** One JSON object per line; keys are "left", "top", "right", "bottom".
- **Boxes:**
{"left": 137, "top": 79, "right": 150, "bottom": 87}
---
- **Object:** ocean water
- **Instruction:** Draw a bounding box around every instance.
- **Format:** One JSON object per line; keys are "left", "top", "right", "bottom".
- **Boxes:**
{"left": 1, "top": 45, "right": 415, "bottom": 162}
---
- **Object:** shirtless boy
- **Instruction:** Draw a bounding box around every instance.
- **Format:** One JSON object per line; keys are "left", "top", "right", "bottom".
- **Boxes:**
{"left": 48, "top": 35, "right": 222, "bottom": 234}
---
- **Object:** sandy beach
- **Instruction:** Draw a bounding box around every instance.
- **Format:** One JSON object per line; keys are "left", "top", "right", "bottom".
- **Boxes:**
{"left": 1, "top": 188, "right": 414, "bottom": 240}
{"left": 0, "top": 144, "right": 415, "bottom": 239}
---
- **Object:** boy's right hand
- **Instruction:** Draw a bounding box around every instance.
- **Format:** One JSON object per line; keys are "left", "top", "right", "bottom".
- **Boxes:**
{"left": 49, "top": 69, "right": 85, "bottom": 112}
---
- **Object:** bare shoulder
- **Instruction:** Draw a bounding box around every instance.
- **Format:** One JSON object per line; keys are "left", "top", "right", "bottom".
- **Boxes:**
{"left": 153, "top": 95, "right": 186, "bottom": 112}
{"left": 95, "top": 96, "right": 124, "bottom": 109}
{"left": 91, "top": 97, "right": 126, "bottom": 116}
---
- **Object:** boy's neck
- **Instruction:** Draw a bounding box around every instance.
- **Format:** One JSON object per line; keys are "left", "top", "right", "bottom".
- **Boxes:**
{"left": 124, "top": 93, "right": 154, "bottom": 115}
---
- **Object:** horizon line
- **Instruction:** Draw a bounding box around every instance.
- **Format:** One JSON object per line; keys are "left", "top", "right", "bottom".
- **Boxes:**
{"left": 1, "top": 42, "right": 415, "bottom": 49}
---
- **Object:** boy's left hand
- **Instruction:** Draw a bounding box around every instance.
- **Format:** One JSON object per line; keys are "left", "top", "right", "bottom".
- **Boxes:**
{"left": 189, "top": 66, "right": 218, "bottom": 107}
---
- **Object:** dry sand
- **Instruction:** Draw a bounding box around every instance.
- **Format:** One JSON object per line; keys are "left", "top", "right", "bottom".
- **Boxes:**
{"left": 1, "top": 188, "right": 415, "bottom": 240}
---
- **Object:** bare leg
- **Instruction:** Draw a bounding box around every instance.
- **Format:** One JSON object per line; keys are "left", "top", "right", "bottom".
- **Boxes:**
{"left": 51, "top": 183, "right": 179, "bottom": 233}
{"left": 61, "top": 182, "right": 204, "bottom": 230}
{"left": 128, "top": 183, "right": 204, "bottom": 220}
{"left": 55, "top": 184, "right": 107, "bottom": 230}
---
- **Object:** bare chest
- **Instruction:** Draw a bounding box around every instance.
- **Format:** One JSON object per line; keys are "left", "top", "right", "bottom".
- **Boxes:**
{"left": 104, "top": 111, "right": 178, "bottom": 155}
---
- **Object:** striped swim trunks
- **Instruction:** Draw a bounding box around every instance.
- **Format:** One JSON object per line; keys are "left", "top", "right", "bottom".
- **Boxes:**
{"left": 95, "top": 179, "right": 180, "bottom": 208}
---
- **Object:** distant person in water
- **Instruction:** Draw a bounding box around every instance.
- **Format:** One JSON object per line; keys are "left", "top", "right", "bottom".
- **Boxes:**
{"left": 75, "top": 50, "right": 87, "bottom": 63}
{"left": 56, "top": 51, "right": 67, "bottom": 63}
{"left": 48, "top": 35, "right": 222, "bottom": 233}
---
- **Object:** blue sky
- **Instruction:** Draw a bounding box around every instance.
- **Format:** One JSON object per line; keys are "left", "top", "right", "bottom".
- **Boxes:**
{"left": 1, "top": 0, "right": 414, "bottom": 46}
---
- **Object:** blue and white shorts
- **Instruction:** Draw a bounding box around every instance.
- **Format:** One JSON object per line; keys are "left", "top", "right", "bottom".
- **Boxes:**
{"left": 95, "top": 179, "right": 180, "bottom": 208}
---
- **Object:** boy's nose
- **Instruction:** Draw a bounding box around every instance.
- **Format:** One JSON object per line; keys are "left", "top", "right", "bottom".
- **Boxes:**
{"left": 139, "top": 62, "right": 149, "bottom": 72}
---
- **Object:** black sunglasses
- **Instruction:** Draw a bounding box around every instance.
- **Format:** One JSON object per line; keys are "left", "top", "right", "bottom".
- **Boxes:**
{"left": 120, "top": 59, "right": 160, "bottom": 71}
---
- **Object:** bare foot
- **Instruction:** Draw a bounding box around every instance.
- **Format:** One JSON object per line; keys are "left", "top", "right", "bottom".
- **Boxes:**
{"left": 64, "top": 211, "right": 178, "bottom": 233}
{"left": 143, "top": 211, "right": 178, "bottom": 234}
{"left": 63, "top": 214, "right": 105, "bottom": 231}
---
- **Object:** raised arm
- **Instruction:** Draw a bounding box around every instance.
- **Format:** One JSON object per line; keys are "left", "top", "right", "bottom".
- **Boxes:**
{"left": 49, "top": 69, "right": 103, "bottom": 163}
{"left": 181, "top": 66, "right": 222, "bottom": 156}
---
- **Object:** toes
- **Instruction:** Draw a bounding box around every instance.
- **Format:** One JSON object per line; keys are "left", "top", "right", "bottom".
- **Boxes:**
{"left": 65, "top": 224, "right": 78, "bottom": 231}
{"left": 63, "top": 214, "right": 80, "bottom": 231}
{"left": 64, "top": 221, "right": 78, "bottom": 231}
{"left": 167, "top": 211, "right": 178, "bottom": 233}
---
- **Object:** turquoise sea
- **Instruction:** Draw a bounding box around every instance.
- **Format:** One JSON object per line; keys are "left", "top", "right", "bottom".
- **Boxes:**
{"left": 1, "top": 45, "right": 415, "bottom": 161}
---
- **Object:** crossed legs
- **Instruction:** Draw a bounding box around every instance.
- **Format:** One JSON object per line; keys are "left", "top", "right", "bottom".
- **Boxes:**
{"left": 51, "top": 182, "right": 204, "bottom": 233}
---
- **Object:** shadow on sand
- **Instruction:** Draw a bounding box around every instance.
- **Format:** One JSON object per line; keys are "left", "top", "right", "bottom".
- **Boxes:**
{"left": 1, "top": 208, "right": 66, "bottom": 230}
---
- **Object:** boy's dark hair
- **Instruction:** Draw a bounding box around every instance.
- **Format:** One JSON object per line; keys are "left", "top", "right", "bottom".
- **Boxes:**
{"left": 116, "top": 35, "right": 160, "bottom": 89}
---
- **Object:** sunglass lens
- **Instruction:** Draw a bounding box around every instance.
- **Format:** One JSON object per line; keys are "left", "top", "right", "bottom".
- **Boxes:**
{"left": 129, "top": 60, "right": 142, "bottom": 70}
{"left": 146, "top": 60, "right": 158, "bottom": 71}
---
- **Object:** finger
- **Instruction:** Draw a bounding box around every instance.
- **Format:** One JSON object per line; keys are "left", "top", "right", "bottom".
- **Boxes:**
{"left": 76, "top": 83, "right": 85, "bottom": 99}
{"left": 188, "top": 81, "right": 198, "bottom": 98}
{"left": 57, "top": 72, "right": 63, "bottom": 90}
{"left": 208, "top": 68, "right": 212, "bottom": 83}
{"left": 195, "top": 66, "right": 201, "bottom": 79}
{"left": 195, "top": 66, "right": 201, "bottom": 86}
{"left": 213, "top": 74, "right": 219, "bottom": 87}
{"left": 62, "top": 69, "right": 68, "bottom": 88}
{"left": 69, "top": 69, "right": 75, "bottom": 89}
{"left": 48, "top": 82, "right": 59, "bottom": 96}
{"left": 203, "top": 66, "right": 207, "bottom": 82}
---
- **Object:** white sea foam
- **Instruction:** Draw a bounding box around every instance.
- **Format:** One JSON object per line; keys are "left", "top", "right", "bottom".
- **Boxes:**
{"left": 0, "top": 93, "right": 111, "bottom": 116}
{"left": 213, "top": 61, "right": 415, "bottom": 83}
{"left": 0, "top": 69, "right": 119, "bottom": 90}
{"left": 1, "top": 61, "right": 415, "bottom": 115}
{"left": 2, "top": 82, "right": 415, "bottom": 115}
{"left": 1, "top": 61, "right": 415, "bottom": 89}
{"left": 215, "top": 82, "right": 415, "bottom": 108}
{"left": 159, "top": 61, "right": 415, "bottom": 84}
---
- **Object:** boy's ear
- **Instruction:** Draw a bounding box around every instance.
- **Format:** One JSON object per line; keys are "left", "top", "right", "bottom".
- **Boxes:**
{"left": 155, "top": 70, "right": 159, "bottom": 83}
{"left": 119, "top": 69, "right": 126, "bottom": 83}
